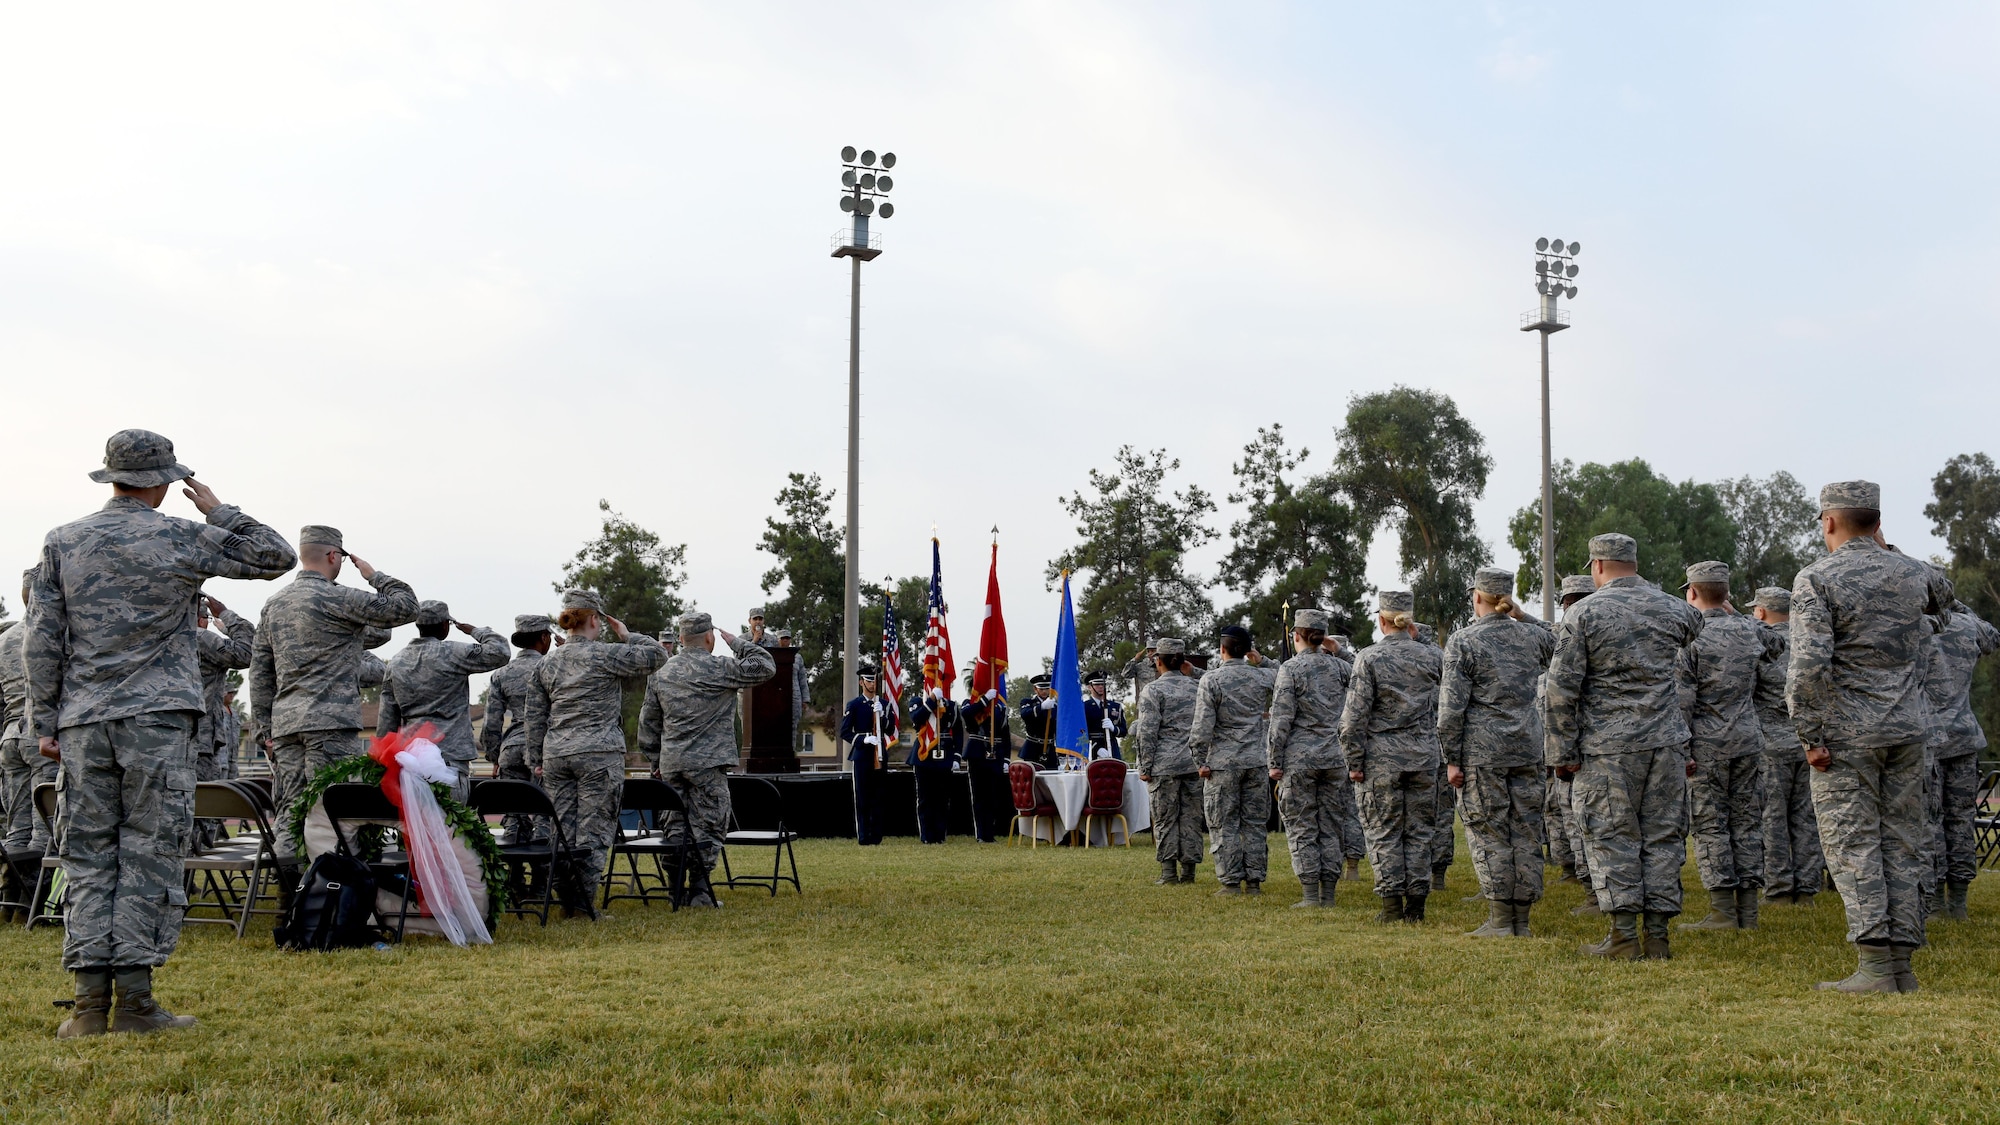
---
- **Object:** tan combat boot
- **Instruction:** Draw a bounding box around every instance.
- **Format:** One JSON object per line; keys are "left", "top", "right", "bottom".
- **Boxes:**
{"left": 1511, "top": 900, "right": 1534, "bottom": 938}
{"left": 1888, "top": 944, "right": 1920, "bottom": 993}
{"left": 1944, "top": 882, "right": 1970, "bottom": 923}
{"left": 1178, "top": 861, "right": 1197, "bottom": 884}
{"left": 1581, "top": 913, "right": 1642, "bottom": 960}
{"left": 1291, "top": 880, "right": 1322, "bottom": 909}
{"left": 108, "top": 968, "right": 197, "bottom": 1034}
{"left": 1680, "top": 888, "right": 1739, "bottom": 931}
{"left": 1736, "top": 888, "right": 1761, "bottom": 931}
{"left": 1155, "top": 862, "right": 1179, "bottom": 886}
{"left": 56, "top": 969, "right": 112, "bottom": 1039}
{"left": 1815, "top": 943, "right": 1899, "bottom": 993}
{"left": 1373, "top": 894, "right": 1403, "bottom": 923}
{"left": 1467, "top": 900, "right": 1512, "bottom": 938}
{"left": 1641, "top": 913, "right": 1673, "bottom": 960}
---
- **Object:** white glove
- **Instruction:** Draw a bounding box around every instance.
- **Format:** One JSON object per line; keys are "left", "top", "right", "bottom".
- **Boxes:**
{"left": 1101, "top": 718, "right": 1113, "bottom": 731}
{"left": 984, "top": 689, "right": 998, "bottom": 701}
{"left": 863, "top": 735, "right": 878, "bottom": 746}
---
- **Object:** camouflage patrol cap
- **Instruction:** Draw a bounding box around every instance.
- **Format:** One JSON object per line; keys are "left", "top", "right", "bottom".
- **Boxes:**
{"left": 514, "top": 613, "right": 552, "bottom": 634}
{"left": 1682, "top": 560, "right": 1730, "bottom": 588}
{"left": 1470, "top": 567, "right": 1514, "bottom": 597}
{"left": 559, "top": 589, "right": 603, "bottom": 613}
{"left": 1294, "top": 607, "right": 1331, "bottom": 631}
{"left": 299, "top": 525, "right": 344, "bottom": 550}
{"left": 1753, "top": 587, "right": 1791, "bottom": 613}
{"left": 747, "top": 606, "right": 766, "bottom": 619}
{"left": 1378, "top": 590, "right": 1414, "bottom": 614}
{"left": 1819, "top": 480, "right": 1880, "bottom": 512}
{"left": 90, "top": 429, "right": 193, "bottom": 487}
{"left": 1588, "top": 533, "right": 1638, "bottom": 562}
{"left": 677, "top": 610, "right": 713, "bottom": 635}
{"left": 415, "top": 600, "right": 451, "bottom": 626}
{"left": 1559, "top": 574, "right": 1595, "bottom": 598}
{"left": 1414, "top": 623, "right": 1437, "bottom": 644}
{"left": 1155, "top": 638, "right": 1186, "bottom": 655}
{"left": 775, "top": 626, "right": 793, "bottom": 640}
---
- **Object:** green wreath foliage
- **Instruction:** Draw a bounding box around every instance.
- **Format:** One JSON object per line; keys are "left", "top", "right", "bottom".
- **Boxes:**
{"left": 286, "top": 754, "right": 509, "bottom": 914}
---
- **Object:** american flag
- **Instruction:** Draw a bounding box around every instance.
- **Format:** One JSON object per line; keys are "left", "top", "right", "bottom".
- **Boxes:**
{"left": 916, "top": 537, "right": 956, "bottom": 761}
{"left": 881, "top": 588, "right": 905, "bottom": 711}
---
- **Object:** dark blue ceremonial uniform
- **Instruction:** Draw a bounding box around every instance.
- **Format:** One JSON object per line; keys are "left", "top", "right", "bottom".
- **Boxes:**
{"left": 843, "top": 693, "right": 899, "bottom": 845}
{"left": 960, "top": 691, "right": 1015, "bottom": 842}
{"left": 1017, "top": 694, "right": 1060, "bottom": 769}
{"left": 907, "top": 695, "right": 964, "bottom": 844}
{"left": 1084, "top": 695, "right": 1127, "bottom": 760}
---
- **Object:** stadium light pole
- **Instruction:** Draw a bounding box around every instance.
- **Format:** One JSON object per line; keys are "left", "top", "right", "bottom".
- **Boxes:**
{"left": 832, "top": 146, "right": 898, "bottom": 705}
{"left": 1520, "top": 237, "right": 1580, "bottom": 621}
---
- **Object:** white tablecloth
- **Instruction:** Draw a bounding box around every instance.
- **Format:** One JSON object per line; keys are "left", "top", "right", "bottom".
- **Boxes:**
{"left": 1021, "top": 769, "right": 1150, "bottom": 845}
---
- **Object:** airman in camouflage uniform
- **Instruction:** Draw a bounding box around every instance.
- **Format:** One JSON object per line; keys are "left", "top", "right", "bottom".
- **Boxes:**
{"left": 28, "top": 430, "right": 295, "bottom": 1036}
{"left": 251, "top": 525, "right": 418, "bottom": 855}
{"left": 1791, "top": 483, "right": 1955, "bottom": 992}
{"left": 480, "top": 613, "right": 556, "bottom": 845}
{"left": 1412, "top": 622, "right": 1459, "bottom": 887}
{"left": 638, "top": 610, "right": 775, "bottom": 904}
{"left": 1546, "top": 534, "right": 1705, "bottom": 961}
{"left": 1136, "top": 638, "right": 1202, "bottom": 884}
{"left": 1192, "top": 625, "right": 1276, "bottom": 894}
{"left": 1677, "top": 561, "right": 1777, "bottom": 933}
{"left": 193, "top": 595, "right": 253, "bottom": 785}
{"left": 1342, "top": 591, "right": 1445, "bottom": 923}
{"left": 1918, "top": 581, "right": 2000, "bottom": 921}
{"left": 1752, "top": 587, "right": 1819, "bottom": 905}
{"left": 1268, "top": 609, "right": 1352, "bottom": 908}
{"left": 376, "top": 600, "right": 509, "bottom": 802}
{"left": 1439, "top": 568, "right": 1554, "bottom": 937}
{"left": 1320, "top": 633, "right": 1365, "bottom": 880}
{"left": 1541, "top": 575, "right": 1598, "bottom": 909}
{"left": 1, "top": 573, "right": 57, "bottom": 857}
{"left": 1120, "top": 640, "right": 1160, "bottom": 762}
{"left": 527, "top": 590, "right": 668, "bottom": 917}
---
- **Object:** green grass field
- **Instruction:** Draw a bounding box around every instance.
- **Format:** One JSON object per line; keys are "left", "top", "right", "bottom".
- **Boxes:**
{"left": 0, "top": 835, "right": 1992, "bottom": 1123}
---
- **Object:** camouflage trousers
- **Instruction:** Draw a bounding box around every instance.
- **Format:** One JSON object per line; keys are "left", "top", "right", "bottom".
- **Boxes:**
{"left": 1338, "top": 779, "right": 1366, "bottom": 861}
{"left": 545, "top": 751, "right": 625, "bottom": 895}
{"left": 1689, "top": 753, "right": 1765, "bottom": 891}
{"left": 56, "top": 712, "right": 198, "bottom": 971}
{"left": 1930, "top": 751, "right": 1981, "bottom": 887}
{"left": 495, "top": 743, "right": 544, "bottom": 844}
{"left": 1358, "top": 768, "right": 1438, "bottom": 897}
{"left": 663, "top": 766, "right": 732, "bottom": 871}
{"left": 1148, "top": 773, "right": 1203, "bottom": 865}
{"left": 1430, "top": 763, "right": 1457, "bottom": 874}
{"left": 1574, "top": 744, "right": 1689, "bottom": 917}
{"left": 1813, "top": 741, "right": 1927, "bottom": 947}
{"left": 1202, "top": 768, "right": 1270, "bottom": 885}
{"left": 271, "top": 728, "right": 363, "bottom": 856}
{"left": 1462, "top": 765, "right": 1546, "bottom": 903}
{"left": 1277, "top": 768, "right": 1348, "bottom": 883}
{"left": 1762, "top": 756, "right": 1823, "bottom": 896}
{"left": 1544, "top": 769, "right": 1576, "bottom": 871}
{"left": 1, "top": 735, "right": 59, "bottom": 852}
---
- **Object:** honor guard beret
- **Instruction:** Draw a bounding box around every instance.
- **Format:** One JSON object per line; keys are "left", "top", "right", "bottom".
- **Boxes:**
{"left": 559, "top": 589, "right": 604, "bottom": 613}
{"left": 1752, "top": 587, "right": 1791, "bottom": 613}
{"left": 1818, "top": 480, "right": 1880, "bottom": 512}
{"left": 416, "top": 600, "right": 452, "bottom": 626}
{"left": 1155, "top": 638, "right": 1185, "bottom": 655}
{"left": 1470, "top": 567, "right": 1514, "bottom": 597}
{"left": 1682, "top": 561, "right": 1730, "bottom": 588}
{"left": 90, "top": 428, "right": 193, "bottom": 487}
{"left": 1293, "top": 608, "right": 1330, "bottom": 631}
{"left": 1377, "top": 590, "right": 1414, "bottom": 614}
{"left": 299, "top": 525, "right": 345, "bottom": 551}
{"left": 1587, "top": 533, "right": 1638, "bottom": 563}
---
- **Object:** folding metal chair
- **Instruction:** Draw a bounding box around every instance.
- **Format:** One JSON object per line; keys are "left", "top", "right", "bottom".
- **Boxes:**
{"left": 720, "top": 775, "right": 802, "bottom": 896}
{"left": 602, "top": 778, "right": 700, "bottom": 911}
{"left": 469, "top": 779, "right": 569, "bottom": 926}
{"left": 1974, "top": 769, "right": 2000, "bottom": 869}
{"left": 320, "top": 782, "right": 414, "bottom": 941}
{"left": 25, "top": 783, "right": 64, "bottom": 931}
{"left": 182, "top": 782, "right": 283, "bottom": 938}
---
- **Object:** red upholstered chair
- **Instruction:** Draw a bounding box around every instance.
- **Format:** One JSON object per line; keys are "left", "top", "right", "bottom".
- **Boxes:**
{"left": 1080, "top": 758, "right": 1131, "bottom": 847}
{"left": 1007, "top": 760, "right": 1060, "bottom": 848}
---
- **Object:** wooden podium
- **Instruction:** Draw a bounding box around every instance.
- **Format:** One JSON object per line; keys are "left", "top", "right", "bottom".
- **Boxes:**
{"left": 741, "top": 646, "right": 801, "bottom": 773}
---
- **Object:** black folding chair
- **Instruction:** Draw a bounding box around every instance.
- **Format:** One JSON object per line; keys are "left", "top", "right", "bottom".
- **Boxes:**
{"left": 182, "top": 782, "right": 283, "bottom": 938}
{"left": 0, "top": 780, "right": 52, "bottom": 922}
{"left": 25, "top": 783, "right": 64, "bottom": 931}
{"left": 320, "top": 782, "right": 413, "bottom": 942}
{"left": 720, "top": 775, "right": 802, "bottom": 896}
{"left": 1974, "top": 769, "right": 2000, "bottom": 869}
{"left": 602, "top": 778, "right": 701, "bottom": 911}
{"left": 468, "top": 780, "right": 569, "bottom": 926}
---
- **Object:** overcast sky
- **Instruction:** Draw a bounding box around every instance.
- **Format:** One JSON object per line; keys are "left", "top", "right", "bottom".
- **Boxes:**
{"left": 5, "top": 3, "right": 1997, "bottom": 686}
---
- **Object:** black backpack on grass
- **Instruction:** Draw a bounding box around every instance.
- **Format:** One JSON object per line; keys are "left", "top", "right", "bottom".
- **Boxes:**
{"left": 274, "top": 852, "right": 384, "bottom": 951}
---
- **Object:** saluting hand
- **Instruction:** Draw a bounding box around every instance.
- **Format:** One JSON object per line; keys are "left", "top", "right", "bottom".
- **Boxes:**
{"left": 345, "top": 552, "right": 378, "bottom": 580}
{"left": 203, "top": 595, "right": 228, "bottom": 617}
{"left": 182, "top": 476, "right": 222, "bottom": 516}
{"left": 454, "top": 621, "right": 477, "bottom": 636}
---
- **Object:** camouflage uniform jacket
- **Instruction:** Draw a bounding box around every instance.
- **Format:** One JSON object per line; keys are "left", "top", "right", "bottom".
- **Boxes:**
{"left": 1340, "top": 632, "right": 1443, "bottom": 774}
{"left": 1267, "top": 650, "right": 1350, "bottom": 772}
{"left": 1753, "top": 622, "right": 1799, "bottom": 761}
{"left": 251, "top": 569, "right": 418, "bottom": 739}
{"left": 638, "top": 635, "right": 776, "bottom": 771}
{"left": 1189, "top": 657, "right": 1276, "bottom": 771}
{"left": 478, "top": 649, "right": 543, "bottom": 761}
{"left": 525, "top": 633, "right": 668, "bottom": 765}
{"left": 1135, "top": 671, "right": 1199, "bottom": 776}
{"left": 196, "top": 610, "right": 254, "bottom": 754}
{"left": 1923, "top": 604, "right": 2000, "bottom": 755}
{"left": 0, "top": 622, "right": 28, "bottom": 740}
{"left": 1121, "top": 652, "right": 1159, "bottom": 701}
{"left": 1788, "top": 539, "right": 1954, "bottom": 750}
{"left": 1544, "top": 575, "right": 1705, "bottom": 768}
{"left": 1437, "top": 613, "right": 1554, "bottom": 769}
{"left": 28, "top": 498, "right": 296, "bottom": 736}
{"left": 1675, "top": 608, "right": 1771, "bottom": 761}
{"left": 377, "top": 629, "right": 510, "bottom": 762}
